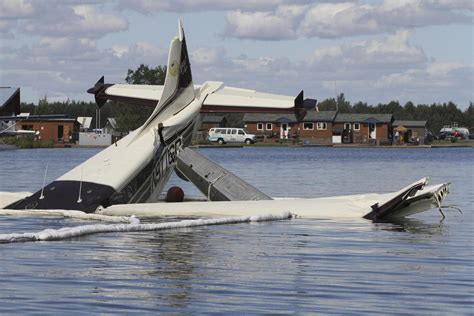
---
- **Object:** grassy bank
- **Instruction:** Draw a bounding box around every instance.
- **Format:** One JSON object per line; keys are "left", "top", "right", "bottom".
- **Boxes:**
{"left": 0, "top": 136, "right": 54, "bottom": 148}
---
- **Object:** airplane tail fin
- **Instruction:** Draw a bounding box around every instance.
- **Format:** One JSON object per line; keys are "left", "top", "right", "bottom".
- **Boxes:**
{"left": 134, "top": 20, "right": 195, "bottom": 138}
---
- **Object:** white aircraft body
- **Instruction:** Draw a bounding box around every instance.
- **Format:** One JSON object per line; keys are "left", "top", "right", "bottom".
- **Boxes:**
{"left": 1, "top": 22, "right": 451, "bottom": 221}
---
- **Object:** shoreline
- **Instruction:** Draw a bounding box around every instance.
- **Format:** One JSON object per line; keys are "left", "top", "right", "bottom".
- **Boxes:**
{"left": 191, "top": 141, "right": 474, "bottom": 149}
{"left": 2, "top": 142, "right": 472, "bottom": 150}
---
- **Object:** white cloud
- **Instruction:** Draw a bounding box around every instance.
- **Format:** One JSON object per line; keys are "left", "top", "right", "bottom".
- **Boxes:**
{"left": 0, "top": 0, "right": 34, "bottom": 18}
{"left": 0, "top": 2, "right": 128, "bottom": 39}
{"left": 190, "top": 30, "right": 471, "bottom": 106}
{"left": 191, "top": 47, "right": 226, "bottom": 66}
{"left": 0, "top": 38, "right": 168, "bottom": 102}
{"left": 225, "top": 9, "right": 299, "bottom": 40}
{"left": 0, "top": 20, "right": 15, "bottom": 38}
{"left": 372, "top": 62, "right": 473, "bottom": 104}
{"left": 306, "top": 31, "right": 426, "bottom": 77}
{"left": 117, "top": 0, "right": 309, "bottom": 13}
{"left": 224, "top": 0, "right": 473, "bottom": 40}
{"left": 18, "top": 4, "right": 128, "bottom": 38}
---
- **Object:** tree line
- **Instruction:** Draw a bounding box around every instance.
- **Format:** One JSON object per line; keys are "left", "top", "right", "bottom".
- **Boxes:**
{"left": 317, "top": 93, "right": 473, "bottom": 133}
{"left": 19, "top": 64, "right": 473, "bottom": 133}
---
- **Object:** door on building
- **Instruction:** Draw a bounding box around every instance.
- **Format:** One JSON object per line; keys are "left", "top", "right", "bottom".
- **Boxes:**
{"left": 57, "top": 125, "right": 64, "bottom": 142}
{"left": 280, "top": 123, "right": 288, "bottom": 139}
{"left": 368, "top": 123, "right": 376, "bottom": 140}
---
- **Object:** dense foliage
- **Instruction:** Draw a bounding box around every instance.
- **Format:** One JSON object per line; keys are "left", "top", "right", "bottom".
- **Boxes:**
{"left": 19, "top": 65, "right": 473, "bottom": 133}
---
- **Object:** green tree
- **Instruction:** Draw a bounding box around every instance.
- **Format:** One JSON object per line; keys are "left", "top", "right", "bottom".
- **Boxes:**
{"left": 463, "top": 102, "right": 474, "bottom": 129}
{"left": 317, "top": 98, "right": 337, "bottom": 111}
{"left": 112, "top": 64, "right": 167, "bottom": 131}
{"left": 125, "top": 64, "right": 167, "bottom": 85}
{"left": 336, "top": 93, "right": 351, "bottom": 112}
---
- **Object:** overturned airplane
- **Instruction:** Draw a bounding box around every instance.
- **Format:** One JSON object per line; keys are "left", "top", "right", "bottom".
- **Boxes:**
{"left": 0, "top": 22, "right": 450, "bottom": 221}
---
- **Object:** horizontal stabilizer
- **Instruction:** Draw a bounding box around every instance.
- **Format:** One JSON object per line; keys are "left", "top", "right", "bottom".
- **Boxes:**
{"left": 87, "top": 76, "right": 162, "bottom": 108}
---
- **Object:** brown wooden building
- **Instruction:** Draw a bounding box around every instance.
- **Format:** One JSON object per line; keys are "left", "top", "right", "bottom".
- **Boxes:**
{"left": 243, "top": 111, "right": 336, "bottom": 144}
{"left": 299, "top": 111, "right": 337, "bottom": 144}
{"left": 333, "top": 113, "right": 393, "bottom": 144}
{"left": 16, "top": 118, "right": 80, "bottom": 144}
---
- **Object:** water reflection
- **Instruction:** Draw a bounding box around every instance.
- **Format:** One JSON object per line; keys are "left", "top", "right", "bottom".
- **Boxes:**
{"left": 137, "top": 230, "right": 203, "bottom": 308}
{"left": 374, "top": 217, "right": 446, "bottom": 235}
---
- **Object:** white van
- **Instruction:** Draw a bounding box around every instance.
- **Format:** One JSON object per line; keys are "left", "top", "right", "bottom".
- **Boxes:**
{"left": 208, "top": 128, "right": 256, "bottom": 145}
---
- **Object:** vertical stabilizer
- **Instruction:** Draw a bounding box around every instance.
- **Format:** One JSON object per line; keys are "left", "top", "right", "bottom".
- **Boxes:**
{"left": 134, "top": 20, "right": 195, "bottom": 139}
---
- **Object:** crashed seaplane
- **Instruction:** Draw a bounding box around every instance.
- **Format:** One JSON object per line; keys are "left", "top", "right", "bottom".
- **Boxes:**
{"left": 0, "top": 22, "right": 450, "bottom": 222}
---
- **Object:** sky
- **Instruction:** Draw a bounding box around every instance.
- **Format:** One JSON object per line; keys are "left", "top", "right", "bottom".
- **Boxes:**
{"left": 0, "top": 0, "right": 473, "bottom": 109}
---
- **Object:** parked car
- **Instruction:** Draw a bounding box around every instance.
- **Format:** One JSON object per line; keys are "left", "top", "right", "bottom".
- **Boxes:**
{"left": 208, "top": 128, "right": 256, "bottom": 145}
{"left": 436, "top": 131, "right": 451, "bottom": 140}
{"left": 469, "top": 133, "right": 474, "bottom": 140}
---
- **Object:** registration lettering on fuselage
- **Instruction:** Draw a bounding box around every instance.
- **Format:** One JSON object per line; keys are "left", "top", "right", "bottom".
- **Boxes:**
{"left": 151, "top": 136, "right": 183, "bottom": 191}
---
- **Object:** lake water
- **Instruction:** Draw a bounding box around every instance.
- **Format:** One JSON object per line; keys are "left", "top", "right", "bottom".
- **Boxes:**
{"left": 0, "top": 147, "right": 472, "bottom": 314}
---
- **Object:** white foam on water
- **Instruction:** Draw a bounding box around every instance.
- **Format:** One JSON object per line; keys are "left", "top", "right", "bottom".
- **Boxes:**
{"left": 0, "top": 212, "right": 293, "bottom": 243}
{"left": 0, "top": 209, "right": 130, "bottom": 223}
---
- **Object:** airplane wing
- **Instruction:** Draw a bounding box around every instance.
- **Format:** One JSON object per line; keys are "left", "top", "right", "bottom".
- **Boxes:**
{"left": 88, "top": 81, "right": 311, "bottom": 120}
{"left": 202, "top": 86, "right": 304, "bottom": 114}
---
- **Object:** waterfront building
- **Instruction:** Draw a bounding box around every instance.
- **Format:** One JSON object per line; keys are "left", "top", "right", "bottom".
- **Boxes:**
{"left": 393, "top": 120, "right": 427, "bottom": 144}
{"left": 242, "top": 111, "right": 336, "bottom": 144}
{"left": 333, "top": 113, "right": 393, "bottom": 144}
{"left": 15, "top": 116, "right": 80, "bottom": 144}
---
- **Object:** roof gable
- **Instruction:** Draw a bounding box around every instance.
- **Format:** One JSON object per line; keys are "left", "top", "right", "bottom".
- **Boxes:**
{"left": 393, "top": 120, "right": 427, "bottom": 127}
{"left": 201, "top": 115, "right": 226, "bottom": 123}
{"left": 303, "top": 111, "right": 336, "bottom": 122}
{"left": 242, "top": 113, "right": 296, "bottom": 123}
{"left": 334, "top": 113, "right": 393, "bottom": 123}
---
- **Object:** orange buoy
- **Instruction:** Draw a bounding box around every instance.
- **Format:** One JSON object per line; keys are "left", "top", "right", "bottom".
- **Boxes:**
{"left": 165, "top": 186, "right": 184, "bottom": 202}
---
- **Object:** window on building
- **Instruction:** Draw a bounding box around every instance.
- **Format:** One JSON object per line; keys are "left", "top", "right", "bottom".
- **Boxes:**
{"left": 22, "top": 125, "right": 33, "bottom": 130}
{"left": 266, "top": 123, "right": 272, "bottom": 130}
{"left": 354, "top": 123, "right": 360, "bottom": 131}
{"left": 303, "top": 122, "right": 314, "bottom": 130}
{"left": 344, "top": 123, "right": 351, "bottom": 130}
{"left": 316, "top": 122, "right": 327, "bottom": 130}
{"left": 257, "top": 123, "right": 263, "bottom": 130}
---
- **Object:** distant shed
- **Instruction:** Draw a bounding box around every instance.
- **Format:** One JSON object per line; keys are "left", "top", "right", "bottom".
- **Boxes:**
{"left": 16, "top": 116, "right": 80, "bottom": 144}
{"left": 392, "top": 120, "right": 427, "bottom": 143}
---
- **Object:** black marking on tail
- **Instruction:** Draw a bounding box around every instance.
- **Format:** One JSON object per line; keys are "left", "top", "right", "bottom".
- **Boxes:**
{"left": 179, "top": 34, "right": 193, "bottom": 88}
